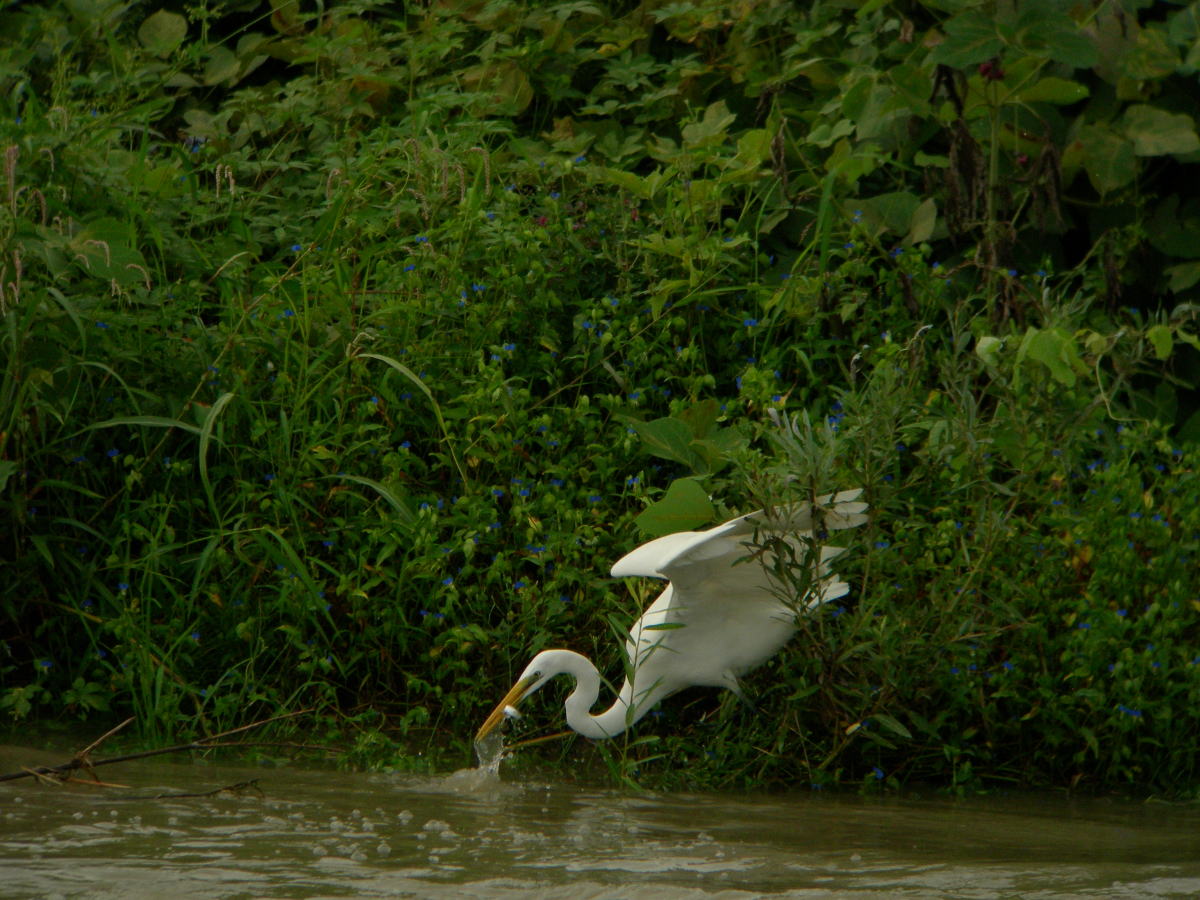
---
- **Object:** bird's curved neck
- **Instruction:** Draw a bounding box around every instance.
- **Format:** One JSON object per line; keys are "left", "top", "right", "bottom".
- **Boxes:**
{"left": 558, "top": 653, "right": 659, "bottom": 740}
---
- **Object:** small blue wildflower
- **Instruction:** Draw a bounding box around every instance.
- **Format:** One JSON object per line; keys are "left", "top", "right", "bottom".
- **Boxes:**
{"left": 744, "top": 318, "right": 758, "bottom": 328}
{"left": 574, "top": 155, "right": 586, "bottom": 164}
{"left": 872, "top": 767, "right": 884, "bottom": 780}
{"left": 96, "top": 321, "right": 110, "bottom": 329}
{"left": 263, "top": 472, "right": 275, "bottom": 483}
{"left": 291, "top": 244, "right": 302, "bottom": 252}
{"left": 549, "top": 191, "right": 560, "bottom": 199}
{"left": 1078, "top": 622, "right": 1091, "bottom": 630}
{"left": 514, "top": 580, "right": 527, "bottom": 590}
{"left": 107, "top": 448, "right": 120, "bottom": 458}
{"left": 403, "top": 264, "right": 416, "bottom": 272}
{"left": 442, "top": 577, "right": 453, "bottom": 586}
{"left": 414, "top": 235, "right": 429, "bottom": 243}
{"left": 1002, "top": 661, "right": 1014, "bottom": 671}
{"left": 588, "top": 495, "right": 601, "bottom": 503}
{"left": 190, "top": 631, "right": 200, "bottom": 642}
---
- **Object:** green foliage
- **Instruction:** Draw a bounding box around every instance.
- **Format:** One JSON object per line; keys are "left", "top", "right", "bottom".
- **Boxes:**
{"left": 1, "top": 0, "right": 1198, "bottom": 795}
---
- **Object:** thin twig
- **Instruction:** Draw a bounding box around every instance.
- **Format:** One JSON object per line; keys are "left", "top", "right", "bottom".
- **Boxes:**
{"left": 0, "top": 709, "right": 312, "bottom": 784}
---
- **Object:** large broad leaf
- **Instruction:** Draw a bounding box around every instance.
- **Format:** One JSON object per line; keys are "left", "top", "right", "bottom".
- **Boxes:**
{"left": 138, "top": 9, "right": 187, "bottom": 56}
{"left": 633, "top": 478, "right": 714, "bottom": 538}
{"left": 631, "top": 417, "right": 694, "bottom": 466}
{"left": 1147, "top": 325, "right": 1173, "bottom": 361}
{"left": 1123, "top": 105, "right": 1200, "bottom": 156}
{"left": 1077, "top": 124, "right": 1136, "bottom": 195}
{"left": 930, "top": 10, "right": 1004, "bottom": 68}
{"left": 681, "top": 101, "right": 737, "bottom": 149}
{"left": 1019, "top": 327, "right": 1085, "bottom": 388}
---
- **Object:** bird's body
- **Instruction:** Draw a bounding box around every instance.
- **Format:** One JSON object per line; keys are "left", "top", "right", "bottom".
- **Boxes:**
{"left": 476, "top": 489, "right": 868, "bottom": 742}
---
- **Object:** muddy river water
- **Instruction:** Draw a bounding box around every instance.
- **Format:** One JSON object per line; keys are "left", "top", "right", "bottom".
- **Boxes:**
{"left": 2, "top": 745, "right": 1198, "bottom": 898}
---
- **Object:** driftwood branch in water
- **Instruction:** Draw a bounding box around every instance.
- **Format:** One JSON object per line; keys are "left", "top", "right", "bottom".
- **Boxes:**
{"left": 0, "top": 709, "right": 314, "bottom": 784}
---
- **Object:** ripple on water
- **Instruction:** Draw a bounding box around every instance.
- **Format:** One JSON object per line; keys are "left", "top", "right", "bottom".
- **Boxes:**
{"left": 2, "top": 749, "right": 1200, "bottom": 899}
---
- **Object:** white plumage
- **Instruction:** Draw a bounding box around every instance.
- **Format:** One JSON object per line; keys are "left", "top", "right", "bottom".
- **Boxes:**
{"left": 476, "top": 489, "right": 868, "bottom": 741}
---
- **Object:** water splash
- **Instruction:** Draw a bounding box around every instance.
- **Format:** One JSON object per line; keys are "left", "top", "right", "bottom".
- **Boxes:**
{"left": 472, "top": 729, "right": 506, "bottom": 777}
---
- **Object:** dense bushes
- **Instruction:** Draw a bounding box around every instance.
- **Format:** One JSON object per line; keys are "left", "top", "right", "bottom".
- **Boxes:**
{"left": 2, "top": 0, "right": 1198, "bottom": 794}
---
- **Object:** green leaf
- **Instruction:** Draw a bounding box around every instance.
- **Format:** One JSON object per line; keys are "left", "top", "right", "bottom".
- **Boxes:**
{"left": 198, "top": 392, "right": 236, "bottom": 522}
{"left": 631, "top": 417, "right": 694, "bottom": 466}
{"left": 1077, "top": 124, "right": 1136, "bottom": 194}
{"left": 87, "top": 415, "right": 202, "bottom": 435}
{"left": 204, "top": 46, "right": 241, "bottom": 85}
{"left": 633, "top": 477, "right": 714, "bottom": 537}
{"left": 1147, "top": 324, "right": 1173, "bottom": 361}
{"left": 681, "top": 100, "right": 737, "bottom": 149}
{"left": 0, "top": 460, "right": 16, "bottom": 494}
{"left": 334, "top": 474, "right": 414, "bottom": 524}
{"left": 930, "top": 11, "right": 1003, "bottom": 68}
{"left": 1021, "top": 327, "right": 1084, "bottom": 387}
{"left": 1123, "top": 105, "right": 1200, "bottom": 156}
{"left": 138, "top": 9, "right": 187, "bottom": 56}
{"left": 872, "top": 712, "right": 913, "bottom": 740}
{"left": 1166, "top": 261, "right": 1200, "bottom": 292}
{"left": 907, "top": 197, "right": 937, "bottom": 244}
{"left": 975, "top": 335, "right": 1003, "bottom": 368}
{"left": 1014, "top": 77, "right": 1089, "bottom": 105}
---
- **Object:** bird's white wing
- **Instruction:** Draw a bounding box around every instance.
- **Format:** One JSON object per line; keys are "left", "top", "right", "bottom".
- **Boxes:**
{"left": 610, "top": 489, "right": 869, "bottom": 588}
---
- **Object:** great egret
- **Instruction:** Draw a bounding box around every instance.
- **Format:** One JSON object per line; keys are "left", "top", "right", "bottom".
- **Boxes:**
{"left": 475, "top": 489, "right": 868, "bottom": 742}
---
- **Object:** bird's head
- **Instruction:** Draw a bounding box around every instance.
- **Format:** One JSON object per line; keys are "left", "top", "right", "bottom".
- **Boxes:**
{"left": 474, "top": 651, "right": 561, "bottom": 741}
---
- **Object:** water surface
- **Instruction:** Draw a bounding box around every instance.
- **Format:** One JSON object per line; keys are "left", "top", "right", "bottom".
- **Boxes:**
{"left": 2, "top": 745, "right": 1198, "bottom": 898}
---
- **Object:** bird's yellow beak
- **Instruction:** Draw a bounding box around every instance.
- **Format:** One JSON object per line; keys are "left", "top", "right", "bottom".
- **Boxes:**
{"left": 475, "top": 673, "right": 539, "bottom": 742}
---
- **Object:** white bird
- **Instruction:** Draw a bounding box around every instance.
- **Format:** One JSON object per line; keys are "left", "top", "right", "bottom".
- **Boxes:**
{"left": 475, "top": 489, "right": 868, "bottom": 742}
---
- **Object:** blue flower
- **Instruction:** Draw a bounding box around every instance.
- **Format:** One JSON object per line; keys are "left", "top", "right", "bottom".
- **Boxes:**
{"left": 514, "top": 580, "right": 527, "bottom": 590}
{"left": 743, "top": 318, "right": 758, "bottom": 327}
{"left": 403, "top": 264, "right": 416, "bottom": 272}
{"left": 107, "top": 448, "right": 120, "bottom": 458}
{"left": 118, "top": 582, "right": 129, "bottom": 592}
{"left": 291, "top": 244, "right": 302, "bottom": 252}
{"left": 442, "top": 577, "right": 453, "bottom": 586}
